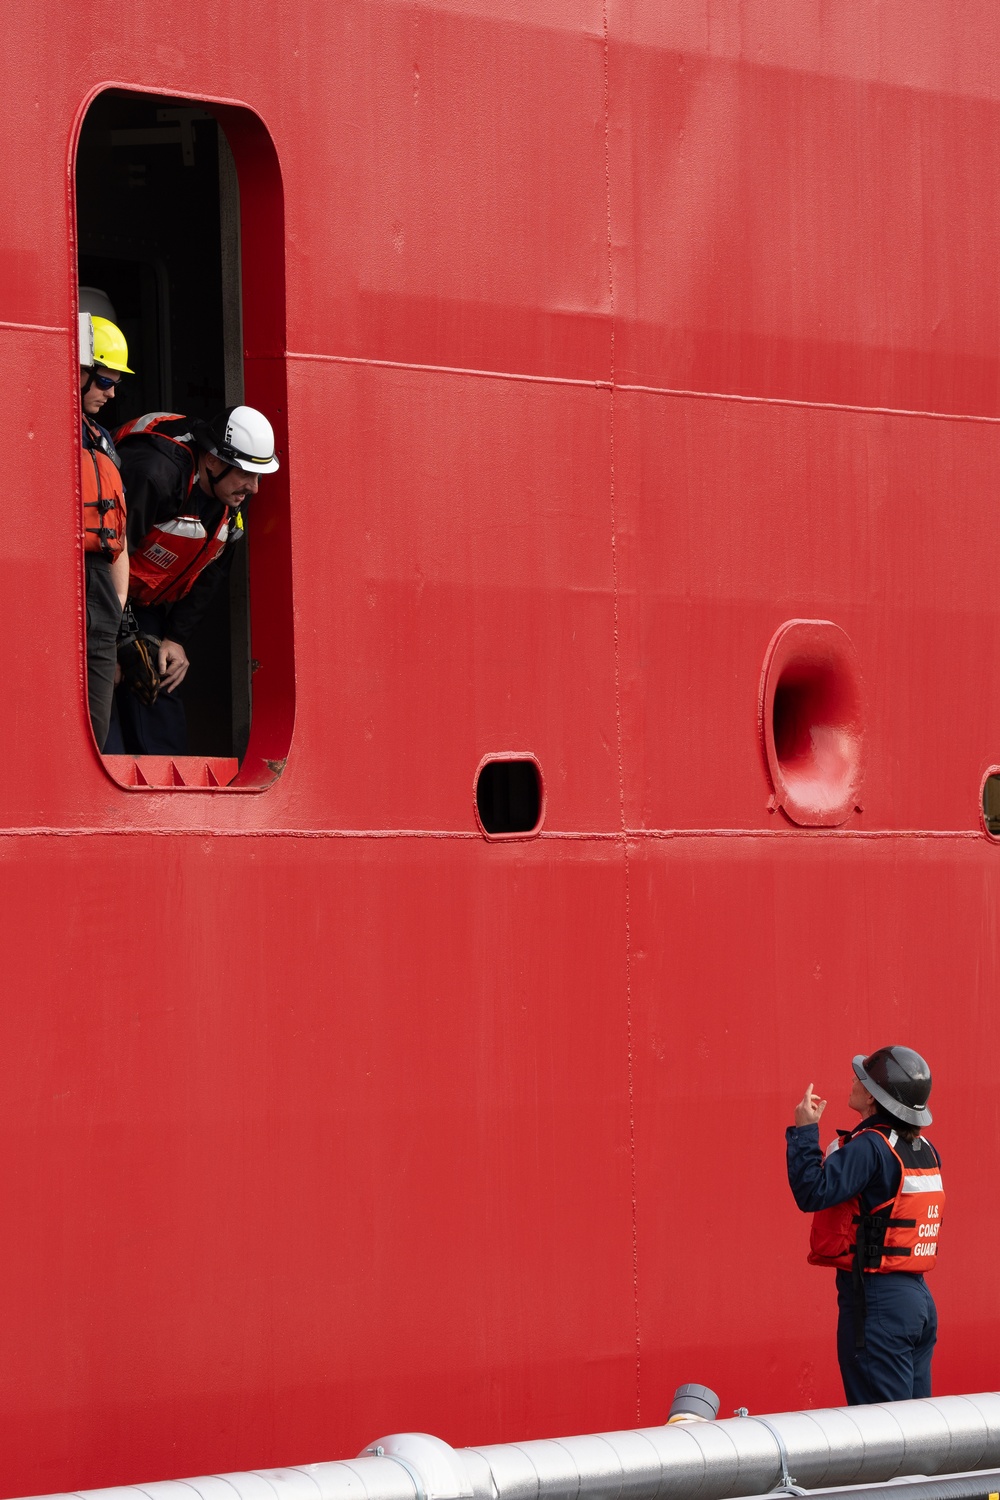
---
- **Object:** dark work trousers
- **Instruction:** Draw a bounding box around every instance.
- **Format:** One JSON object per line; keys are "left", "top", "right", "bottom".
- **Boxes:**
{"left": 85, "top": 554, "right": 122, "bottom": 752}
{"left": 104, "top": 694, "right": 124, "bottom": 753}
{"left": 114, "top": 604, "right": 189, "bottom": 755}
{"left": 836, "top": 1269, "right": 938, "bottom": 1404}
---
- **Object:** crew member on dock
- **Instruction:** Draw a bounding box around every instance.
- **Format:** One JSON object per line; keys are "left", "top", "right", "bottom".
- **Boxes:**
{"left": 786, "top": 1047, "right": 943, "bottom": 1405}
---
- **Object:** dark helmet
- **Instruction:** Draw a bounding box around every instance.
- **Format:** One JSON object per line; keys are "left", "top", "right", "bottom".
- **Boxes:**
{"left": 853, "top": 1046, "right": 933, "bottom": 1127}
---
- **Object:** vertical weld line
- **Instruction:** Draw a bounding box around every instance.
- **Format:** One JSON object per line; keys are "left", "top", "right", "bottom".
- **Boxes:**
{"left": 602, "top": 0, "right": 640, "bottom": 1424}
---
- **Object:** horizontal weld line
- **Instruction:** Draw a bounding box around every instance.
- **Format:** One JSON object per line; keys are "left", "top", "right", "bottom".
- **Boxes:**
{"left": 631, "top": 826, "right": 985, "bottom": 841}
{"left": 616, "top": 381, "right": 1000, "bottom": 425}
{"left": 0, "top": 826, "right": 483, "bottom": 840}
{"left": 0, "top": 319, "right": 69, "bottom": 336}
{"left": 287, "top": 350, "right": 612, "bottom": 390}
{"left": 3, "top": 327, "right": 992, "bottom": 424}
{"left": 286, "top": 351, "right": 999, "bottom": 423}
{"left": 0, "top": 825, "right": 986, "bottom": 841}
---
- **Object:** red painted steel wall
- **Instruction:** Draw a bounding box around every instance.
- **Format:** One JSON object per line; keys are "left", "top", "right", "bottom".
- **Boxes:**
{"left": 2, "top": 0, "right": 1000, "bottom": 1492}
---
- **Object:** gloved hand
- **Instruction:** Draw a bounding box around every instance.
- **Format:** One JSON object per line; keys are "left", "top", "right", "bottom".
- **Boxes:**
{"left": 117, "top": 604, "right": 162, "bottom": 706}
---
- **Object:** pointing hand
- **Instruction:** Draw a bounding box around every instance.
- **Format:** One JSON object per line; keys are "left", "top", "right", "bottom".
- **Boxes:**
{"left": 794, "top": 1083, "right": 827, "bottom": 1127}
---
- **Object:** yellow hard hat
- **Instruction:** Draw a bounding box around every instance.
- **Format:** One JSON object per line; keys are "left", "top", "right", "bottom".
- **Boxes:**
{"left": 91, "top": 316, "right": 134, "bottom": 374}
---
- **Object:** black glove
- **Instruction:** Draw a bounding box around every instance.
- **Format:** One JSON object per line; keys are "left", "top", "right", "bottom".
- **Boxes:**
{"left": 117, "top": 604, "right": 162, "bottom": 707}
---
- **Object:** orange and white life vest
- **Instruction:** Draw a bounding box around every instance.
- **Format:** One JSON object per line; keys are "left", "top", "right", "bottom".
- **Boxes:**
{"left": 114, "top": 411, "right": 198, "bottom": 471}
{"left": 128, "top": 511, "right": 240, "bottom": 606}
{"left": 82, "top": 419, "right": 126, "bottom": 558}
{"left": 809, "top": 1123, "right": 944, "bottom": 1273}
{"left": 115, "top": 412, "right": 243, "bottom": 605}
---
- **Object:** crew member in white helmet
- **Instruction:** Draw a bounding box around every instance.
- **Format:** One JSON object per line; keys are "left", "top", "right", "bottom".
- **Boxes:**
{"left": 112, "top": 406, "right": 280, "bottom": 754}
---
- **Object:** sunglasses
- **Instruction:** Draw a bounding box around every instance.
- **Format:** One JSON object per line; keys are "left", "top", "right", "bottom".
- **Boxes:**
{"left": 92, "top": 373, "right": 120, "bottom": 392}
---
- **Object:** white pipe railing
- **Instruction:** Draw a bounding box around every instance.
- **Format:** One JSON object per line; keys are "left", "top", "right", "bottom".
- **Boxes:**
{"left": 16, "top": 1392, "right": 1000, "bottom": 1500}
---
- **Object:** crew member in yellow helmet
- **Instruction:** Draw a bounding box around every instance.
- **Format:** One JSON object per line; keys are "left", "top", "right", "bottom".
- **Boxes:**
{"left": 80, "top": 311, "right": 132, "bottom": 750}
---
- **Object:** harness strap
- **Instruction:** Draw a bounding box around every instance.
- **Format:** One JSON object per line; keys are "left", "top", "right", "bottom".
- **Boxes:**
{"left": 204, "top": 460, "right": 234, "bottom": 492}
{"left": 852, "top": 1211, "right": 889, "bottom": 1346}
{"left": 852, "top": 1226, "right": 868, "bottom": 1349}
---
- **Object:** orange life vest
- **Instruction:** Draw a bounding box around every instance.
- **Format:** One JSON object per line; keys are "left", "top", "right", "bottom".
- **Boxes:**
{"left": 115, "top": 413, "right": 242, "bottom": 606}
{"left": 128, "top": 511, "right": 239, "bottom": 606}
{"left": 809, "top": 1123, "right": 944, "bottom": 1273}
{"left": 82, "top": 419, "right": 126, "bottom": 558}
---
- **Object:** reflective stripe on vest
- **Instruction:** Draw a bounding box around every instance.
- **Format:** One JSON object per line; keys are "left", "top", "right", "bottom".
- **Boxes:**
{"left": 82, "top": 426, "right": 126, "bottom": 558}
{"left": 129, "top": 511, "right": 234, "bottom": 606}
{"left": 903, "top": 1173, "right": 943, "bottom": 1193}
{"left": 115, "top": 411, "right": 194, "bottom": 451}
{"left": 807, "top": 1124, "right": 944, "bottom": 1273}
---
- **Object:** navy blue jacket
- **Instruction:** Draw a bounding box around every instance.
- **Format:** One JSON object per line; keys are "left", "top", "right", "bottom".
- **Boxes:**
{"left": 83, "top": 416, "right": 105, "bottom": 447}
{"left": 786, "top": 1114, "right": 909, "bottom": 1216}
{"left": 82, "top": 416, "right": 118, "bottom": 461}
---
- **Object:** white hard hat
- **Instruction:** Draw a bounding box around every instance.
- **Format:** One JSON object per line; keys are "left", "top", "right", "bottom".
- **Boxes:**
{"left": 198, "top": 405, "right": 280, "bottom": 475}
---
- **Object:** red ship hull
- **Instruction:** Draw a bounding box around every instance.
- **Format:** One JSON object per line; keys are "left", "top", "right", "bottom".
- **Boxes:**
{"left": 2, "top": 2, "right": 999, "bottom": 1494}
